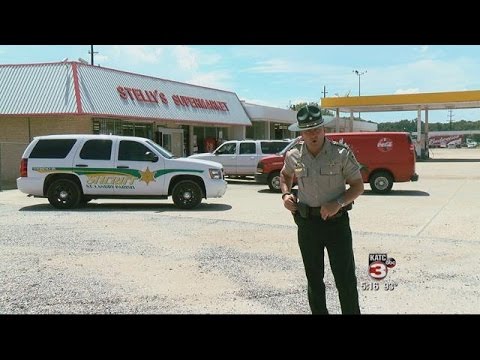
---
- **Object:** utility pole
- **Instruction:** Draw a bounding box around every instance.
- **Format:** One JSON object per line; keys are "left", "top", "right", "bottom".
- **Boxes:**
{"left": 322, "top": 85, "right": 328, "bottom": 98}
{"left": 88, "top": 45, "right": 98, "bottom": 66}
{"left": 448, "top": 109, "right": 454, "bottom": 130}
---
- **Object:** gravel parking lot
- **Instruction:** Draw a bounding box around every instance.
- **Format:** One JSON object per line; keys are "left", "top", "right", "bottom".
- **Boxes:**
{"left": 1, "top": 148, "right": 479, "bottom": 314}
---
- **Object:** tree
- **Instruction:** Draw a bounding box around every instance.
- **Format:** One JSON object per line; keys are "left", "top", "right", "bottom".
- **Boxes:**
{"left": 289, "top": 102, "right": 334, "bottom": 116}
{"left": 378, "top": 118, "right": 480, "bottom": 133}
{"left": 378, "top": 119, "right": 417, "bottom": 132}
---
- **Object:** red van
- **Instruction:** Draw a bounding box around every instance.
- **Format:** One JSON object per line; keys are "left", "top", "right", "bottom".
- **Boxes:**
{"left": 255, "top": 132, "right": 419, "bottom": 194}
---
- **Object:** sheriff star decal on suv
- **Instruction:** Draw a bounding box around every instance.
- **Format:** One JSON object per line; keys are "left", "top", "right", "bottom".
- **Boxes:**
{"left": 139, "top": 167, "right": 156, "bottom": 185}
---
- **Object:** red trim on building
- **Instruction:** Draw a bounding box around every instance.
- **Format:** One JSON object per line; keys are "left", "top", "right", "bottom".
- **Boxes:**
{"left": 71, "top": 62, "right": 83, "bottom": 114}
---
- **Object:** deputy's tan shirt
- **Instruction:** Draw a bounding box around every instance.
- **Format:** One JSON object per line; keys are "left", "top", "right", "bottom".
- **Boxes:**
{"left": 283, "top": 138, "right": 362, "bottom": 207}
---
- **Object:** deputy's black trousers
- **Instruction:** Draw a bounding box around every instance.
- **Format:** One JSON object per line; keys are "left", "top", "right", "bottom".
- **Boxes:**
{"left": 294, "top": 212, "right": 360, "bottom": 314}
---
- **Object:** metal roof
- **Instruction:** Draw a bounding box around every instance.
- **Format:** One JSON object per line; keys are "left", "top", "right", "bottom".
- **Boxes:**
{"left": 241, "top": 102, "right": 296, "bottom": 124}
{"left": 0, "top": 61, "right": 252, "bottom": 126}
{"left": 321, "top": 90, "right": 480, "bottom": 113}
{"left": 0, "top": 62, "right": 77, "bottom": 114}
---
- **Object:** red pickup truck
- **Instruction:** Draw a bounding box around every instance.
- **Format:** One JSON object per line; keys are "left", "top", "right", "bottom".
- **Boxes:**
{"left": 255, "top": 132, "right": 419, "bottom": 194}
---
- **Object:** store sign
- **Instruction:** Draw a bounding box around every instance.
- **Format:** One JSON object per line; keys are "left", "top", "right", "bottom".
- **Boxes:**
{"left": 171, "top": 95, "right": 228, "bottom": 111}
{"left": 117, "top": 86, "right": 168, "bottom": 104}
{"left": 116, "top": 86, "right": 229, "bottom": 112}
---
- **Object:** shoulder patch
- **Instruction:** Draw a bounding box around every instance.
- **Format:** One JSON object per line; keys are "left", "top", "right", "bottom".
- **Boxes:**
{"left": 287, "top": 148, "right": 301, "bottom": 156}
{"left": 331, "top": 140, "right": 350, "bottom": 149}
{"left": 331, "top": 140, "right": 352, "bottom": 155}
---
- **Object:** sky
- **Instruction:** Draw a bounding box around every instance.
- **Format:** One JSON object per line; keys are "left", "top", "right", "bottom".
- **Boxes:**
{"left": 2, "top": 45, "right": 480, "bottom": 124}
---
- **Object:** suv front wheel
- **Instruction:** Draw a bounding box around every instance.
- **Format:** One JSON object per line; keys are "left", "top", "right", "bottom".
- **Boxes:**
{"left": 267, "top": 171, "right": 281, "bottom": 192}
{"left": 47, "top": 179, "right": 82, "bottom": 209}
{"left": 172, "top": 180, "right": 202, "bottom": 209}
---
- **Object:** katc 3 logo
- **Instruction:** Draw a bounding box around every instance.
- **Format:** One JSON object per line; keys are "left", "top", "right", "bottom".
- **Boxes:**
{"left": 369, "top": 253, "right": 396, "bottom": 280}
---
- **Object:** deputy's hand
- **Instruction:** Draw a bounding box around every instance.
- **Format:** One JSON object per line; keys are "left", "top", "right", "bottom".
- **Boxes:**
{"left": 282, "top": 194, "right": 298, "bottom": 213}
{"left": 320, "top": 201, "right": 343, "bottom": 220}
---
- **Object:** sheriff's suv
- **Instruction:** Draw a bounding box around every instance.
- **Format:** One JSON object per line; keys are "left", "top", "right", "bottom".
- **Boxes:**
{"left": 17, "top": 134, "right": 227, "bottom": 209}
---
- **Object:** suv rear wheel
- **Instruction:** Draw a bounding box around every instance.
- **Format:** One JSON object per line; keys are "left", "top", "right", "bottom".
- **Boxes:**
{"left": 172, "top": 180, "right": 202, "bottom": 209}
{"left": 47, "top": 179, "right": 82, "bottom": 209}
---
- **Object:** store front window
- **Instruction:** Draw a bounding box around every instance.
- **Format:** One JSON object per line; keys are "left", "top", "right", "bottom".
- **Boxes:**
{"left": 192, "top": 126, "right": 225, "bottom": 154}
{"left": 246, "top": 121, "right": 266, "bottom": 139}
{"left": 271, "top": 123, "right": 290, "bottom": 139}
{"left": 93, "top": 119, "right": 153, "bottom": 139}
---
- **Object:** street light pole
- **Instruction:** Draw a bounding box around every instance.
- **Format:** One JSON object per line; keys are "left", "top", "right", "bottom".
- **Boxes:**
{"left": 353, "top": 70, "right": 367, "bottom": 119}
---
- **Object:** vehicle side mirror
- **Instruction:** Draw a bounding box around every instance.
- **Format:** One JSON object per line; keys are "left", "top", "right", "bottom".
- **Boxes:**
{"left": 145, "top": 151, "right": 159, "bottom": 162}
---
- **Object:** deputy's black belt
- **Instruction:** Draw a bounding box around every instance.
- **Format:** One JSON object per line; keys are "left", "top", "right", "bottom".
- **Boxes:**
{"left": 307, "top": 207, "right": 322, "bottom": 217}
{"left": 296, "top": 203, "right": 347, "bottom": 220}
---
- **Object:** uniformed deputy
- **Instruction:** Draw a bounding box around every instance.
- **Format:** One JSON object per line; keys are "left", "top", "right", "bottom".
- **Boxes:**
{"left": 280, "top": 104, "right": 364, "bottom": 314}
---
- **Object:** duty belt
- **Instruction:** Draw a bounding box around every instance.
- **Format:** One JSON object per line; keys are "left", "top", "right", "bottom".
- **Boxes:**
{"left": 296, "top": 202, "right": 351, "bottom": 220}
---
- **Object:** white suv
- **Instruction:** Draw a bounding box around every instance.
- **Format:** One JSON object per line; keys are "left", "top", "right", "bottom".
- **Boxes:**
{"left": 189, "top": 140, "right": 289, "bottom": 177}
{"left": 17, "top": 134, "right": 227, "bottom": 209}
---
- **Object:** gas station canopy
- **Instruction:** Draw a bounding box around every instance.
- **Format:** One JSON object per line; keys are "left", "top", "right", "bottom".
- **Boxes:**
{"left": 321, "top": 90, "right": 480, "bottom": 113}
{"left": 321, "top": 90, "right": 480, "bottom": 159}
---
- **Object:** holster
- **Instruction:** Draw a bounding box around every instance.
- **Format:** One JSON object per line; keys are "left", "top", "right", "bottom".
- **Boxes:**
{"left": 297, "top": 202, "right": 309, "bottom": 218}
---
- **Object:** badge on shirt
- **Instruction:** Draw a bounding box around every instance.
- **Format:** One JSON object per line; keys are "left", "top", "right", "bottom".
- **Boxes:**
{"left": 295, "top": 161, "right": 306, "bottom": 175}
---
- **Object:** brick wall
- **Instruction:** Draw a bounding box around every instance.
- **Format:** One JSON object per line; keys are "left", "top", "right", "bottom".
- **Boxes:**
{"left": 0, "top": 115, "right": 93, "bottom": 190}
{"left": 0, "top": 142, "right": 28, "bottom": 190}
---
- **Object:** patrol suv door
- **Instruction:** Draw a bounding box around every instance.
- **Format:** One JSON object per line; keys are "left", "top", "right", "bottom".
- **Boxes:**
{"left": 114, "top": 139, "right": 166, "bottom": 195}
{"left": 73, "top": 138, "right": 117, "bottom": 195}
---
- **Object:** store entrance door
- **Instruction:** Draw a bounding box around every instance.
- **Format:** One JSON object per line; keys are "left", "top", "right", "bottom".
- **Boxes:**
{"left": 156, "top": 127, "right": 184, "bottom": 157}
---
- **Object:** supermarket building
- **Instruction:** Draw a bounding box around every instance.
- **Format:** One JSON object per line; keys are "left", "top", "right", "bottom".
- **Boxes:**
{"left": 0, "top": 61, "right": 375, "bottom": 189}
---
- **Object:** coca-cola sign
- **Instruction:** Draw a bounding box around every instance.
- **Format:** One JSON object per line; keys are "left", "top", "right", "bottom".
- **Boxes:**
{"left": 377, "top": 137, "right": 393, "bottom": 152}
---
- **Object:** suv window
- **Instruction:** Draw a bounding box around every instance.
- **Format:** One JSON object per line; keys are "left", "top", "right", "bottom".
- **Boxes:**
{"left": 29, "top": 139, "right": 77, "bottom": 159}
{"left": 260, "top": 141, "right": 289, "bottom": 154}
{"left": 280, "top": 137, "right": 302, "bottom": 155}
{"left": 118, "top": 140, "right": 152, "bottom": 161}
{"left": 79, "top": 139, "right": 113, "bottom": 160}
{"left": 215, "top": 143, "right": 236, "bottom": 155}
{"left": 239, "top": 143, "right": 256, "bottom": 154}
